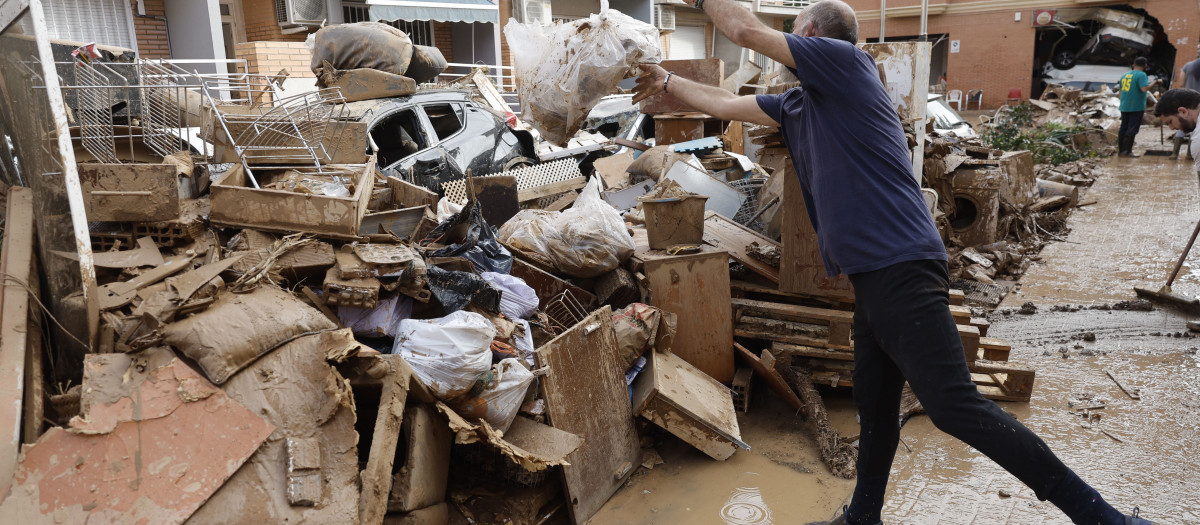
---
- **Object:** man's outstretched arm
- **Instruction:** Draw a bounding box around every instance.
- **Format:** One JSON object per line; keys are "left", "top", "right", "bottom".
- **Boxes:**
{"left": 631, "top": 64, "right": 779, "bottom": 127}
{"left": 692, "top": 0, "right": 796, "bottom": 70}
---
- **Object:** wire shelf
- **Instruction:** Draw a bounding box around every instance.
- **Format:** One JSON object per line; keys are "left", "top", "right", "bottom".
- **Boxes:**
{"left": 74, "top": 60, "right": 120, "bottom": 164}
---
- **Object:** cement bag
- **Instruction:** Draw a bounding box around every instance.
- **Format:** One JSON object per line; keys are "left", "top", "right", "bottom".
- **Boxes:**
{"left": 405, "top": 45, "right": 449, "bottom": 84}
{"left": 481, "top": 271, "right": 539, "bottom": 319}
{"left": 547, "top": 176, "right": 636, "bottom": 277}
{"left": 394, "top": 311, "right": 496, "bottom": 400}
{"left": 449, "top": 358, "right": 535, "bottom": 432}
{"left": 310, "top": 22, "right": 413, "bottom": 77}
{"left": 162, "top": 285, "right": 337, "bottom": 384}
{"left": 504, "top": 5, "right": 661, "bottom": 146}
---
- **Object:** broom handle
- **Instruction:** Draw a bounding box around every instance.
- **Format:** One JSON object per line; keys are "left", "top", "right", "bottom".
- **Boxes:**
{"left": 1167, "top": 217, "right": 1200, "bottom": 287}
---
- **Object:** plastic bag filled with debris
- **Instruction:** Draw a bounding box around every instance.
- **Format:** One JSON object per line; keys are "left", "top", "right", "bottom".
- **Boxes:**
{"left": 393, "top": 311, "right": 496, "bottom": 400}
{"left": 426, "top": 200, "right": 513, "bottom": 274}
{"left": 449, "top": 358, "right": 535, "bottom": 433}
{"left": 499, "top": 177, "right": 636, "bottom": 278}
{"left": 503, "top": 1, "right": 660, "bottom": 146}
{"left": 310, "top": 21, "right": 414, "bottom": 76}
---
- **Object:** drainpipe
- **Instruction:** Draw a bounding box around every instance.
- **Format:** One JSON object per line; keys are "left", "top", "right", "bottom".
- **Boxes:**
{"left": 919, "top": 0, "right": 928, "bottom": 40}
{"left": 879, "top": 0, "right": 885, "bottom": 43}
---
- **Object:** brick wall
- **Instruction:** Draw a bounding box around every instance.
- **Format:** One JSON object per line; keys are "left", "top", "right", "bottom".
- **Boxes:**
{"left": 433, "top": 21, "right": 454, "bottom": 63}
{"left": 499, "top": 0, "right": 513, "bottom": 69}
{"left": 235, "top": 41, "right": 315, "bottom": 77}
{"left": 131, "top": 0, "right": 170, "bottom": 59}
{"left": 243, "top": 0, "right": 309, "bottom": 42}
{"left": 846, "top": 0, "right": 1200, "bottom": 109}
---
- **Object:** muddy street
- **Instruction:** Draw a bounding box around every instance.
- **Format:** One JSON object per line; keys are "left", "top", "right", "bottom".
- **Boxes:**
{"left": 592, "top": 141, "right": 1200, "bottom": 524}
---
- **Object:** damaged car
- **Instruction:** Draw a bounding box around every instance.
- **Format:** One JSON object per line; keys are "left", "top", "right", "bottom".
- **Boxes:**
{"left": 343, "top": 90, "right": 537, "bottom": 194}
{"left": 1037, "top": 7, "right": 1173, "bottom": 92}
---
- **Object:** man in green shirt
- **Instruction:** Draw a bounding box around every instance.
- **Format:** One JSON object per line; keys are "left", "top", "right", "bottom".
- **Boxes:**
{"left": 1117, "top": 57, "right": 1160, "bottom": 157}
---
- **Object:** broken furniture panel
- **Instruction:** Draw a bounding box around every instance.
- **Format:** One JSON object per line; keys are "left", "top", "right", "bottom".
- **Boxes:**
{"left": 776, "top": 152, "right": 856, "bottom": 300}
{"left": 641, "top": 58, "right": 725, "bottom": 114}
{"left": 186, "top": 332, "right": 361, "bottom": 524}
{"left": 210, "top": 157, "right": 376, "bottom": 239}
{"left": 653, "top": 112, "right": 728, "bottom": 146}
{"left": 0, "top": 350, "right": 274, "bottom": 524}
{"left": 465, "top": 175, "right": 520, "bottom": 227}
{"left": 0, "top": 187, "right": 34, "bottom": 484}
{"left": 632, "top": 349, "right": 746, "bottom": 460}
{"left": 437, "top": 405, "right": 582, "bottom": 473}
{"left": 633, "top": 245, "right": 735, "bottom": 383}
{"left": 389, "top": 404, "right": 453, "bottom": 513}
{"left": 361, "top": 205, "right": 433, "bottom": 240}
{"left": 702, "top": 211, "right": 780, "bottom": 283}
{"left": 509, "top": 258, "right": 597, "bottom": 311}
{"left": 536, "top": 307, "right": 640, "bottom": 524}
{"left": 387, "top": 175, "right": 439, "bottom": 209}
{"left": 78, "top": 161, "right": 184, "bottom": 222}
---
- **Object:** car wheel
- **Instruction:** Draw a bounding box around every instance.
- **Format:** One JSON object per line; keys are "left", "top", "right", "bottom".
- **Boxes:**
{"left": 504, "top": 156, "right": 536, "bottom": 171}
{"left": 1052, "top": 51, "right": 1077, "bottom": 70}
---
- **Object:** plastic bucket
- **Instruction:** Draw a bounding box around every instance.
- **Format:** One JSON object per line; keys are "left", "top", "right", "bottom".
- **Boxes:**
{"left": 643, "top": 195, "right": 709, "bottom": 250}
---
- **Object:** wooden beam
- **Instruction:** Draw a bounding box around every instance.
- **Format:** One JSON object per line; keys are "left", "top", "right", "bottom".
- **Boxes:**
{"left": 0, "top": 187, "right": 34, "bottom": 483}
{"left": 731, "top": 298, "right": 854, "bottom": 347}
{"left": 359, "top": 356, "right": 410, "bottom": 525}
{"left": 733, "top": 342, "right": 804, "bottom": 413}
{"left": 517, "top": 176, "right": 587, "bottom": 203}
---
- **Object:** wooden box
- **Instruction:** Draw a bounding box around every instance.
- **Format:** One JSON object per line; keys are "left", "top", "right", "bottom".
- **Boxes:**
{"left": 633, "top": 245, "right": 734, "bottom": 383}
{"left": 210, "top": 156, "right": 375, "bottom": 239}
{"left": 632, "top": 350, "right": 744, "bottom": 460}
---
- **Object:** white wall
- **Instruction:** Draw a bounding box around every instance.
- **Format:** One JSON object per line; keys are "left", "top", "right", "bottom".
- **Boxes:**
{"left": 165, "top": 0, "right": 223, "bottom": 75}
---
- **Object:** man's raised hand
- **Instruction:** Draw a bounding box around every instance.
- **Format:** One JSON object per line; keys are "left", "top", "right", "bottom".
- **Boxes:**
{"left": 632, "top": 64, "right": 669, "bottom": 104}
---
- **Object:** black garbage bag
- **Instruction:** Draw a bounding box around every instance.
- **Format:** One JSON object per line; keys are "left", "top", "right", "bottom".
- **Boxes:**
{"left": 426, "top": 200, "right": 513, "bottom": 274}
{"left": 426, "top": 266, "right": 501, "bottom": 314}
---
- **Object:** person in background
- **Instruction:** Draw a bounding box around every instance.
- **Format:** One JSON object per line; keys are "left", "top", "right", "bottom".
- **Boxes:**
{"left": 1117, "top": 57, "right": 1160, "bottom": 157}
{"left": 1169, "top": 53, "right": 1200, "bottom": 160}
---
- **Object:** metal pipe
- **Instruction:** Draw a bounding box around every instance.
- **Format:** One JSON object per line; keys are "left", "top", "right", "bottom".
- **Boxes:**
{"left": 920, "top": 0, "right": 928, "bottom": 39}
{"left": 879, "top": 0, "right": 886, "bottom": 43}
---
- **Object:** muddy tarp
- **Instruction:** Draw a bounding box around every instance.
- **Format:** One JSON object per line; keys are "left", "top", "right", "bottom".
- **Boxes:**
{"left": 310, "top": 22, "right": 414, "bottom": 77}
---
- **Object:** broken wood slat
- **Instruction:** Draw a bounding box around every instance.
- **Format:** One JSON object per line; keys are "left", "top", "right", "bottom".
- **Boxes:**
{"left": 949, "top": 289, "right": 965, "bottom": 306}
{"left": 518, "top": 176, "right": 587, "bottom": 203}
{"left": 536, "top": 307, "right": 640, "bottom": 525}
{"left": 387, "top": 176, "right": 438, "bottom": 209}
{"left": 771, "top": 342, "right": 853, "bottom": 362}
{"left": 360, "top": 356, "right": 411, "bottom": 525}
{"left": 0, "top": 187, "right": 33, "bottom": 480}
{"left": 701, "top": 211, "right": 780, "bottom": 283}
{"left": 544, "top": 191, "right": 578, "bottom": 212}
{"left": 729, "top": 280, "right": 853, "bottom": 311}
{"left": 978, "top": 337, "right": 1011, "bottom": 361}
{"left": 631, "top": 350, "right": 746, "bottom": 461}
{"left": 735, "top": 319, "right": 849, "bottom": 351}
{"left": 949, "top": 304, "right": 971, "bottom": 325}
{"left": 801, "top": 354, "right": 1036, "bottom": 403}
{"left": 1105, "top": 369, "right": 1141, "bottom": 400}
{"left": 731, "top": 298, "right": 853, "bottom": 348}
{"left": 733, "top": 343, "right": 804, "bottom": 413}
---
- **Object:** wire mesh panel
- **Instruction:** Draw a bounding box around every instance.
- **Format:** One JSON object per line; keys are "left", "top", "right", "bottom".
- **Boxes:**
{"left": 73, "top": 60, "right": 120, "bottom": 164}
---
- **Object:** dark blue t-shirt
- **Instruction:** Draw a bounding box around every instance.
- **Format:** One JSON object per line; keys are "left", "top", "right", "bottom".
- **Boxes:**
{"left": 756, "top": 35, "right": 945, "bottom": 277}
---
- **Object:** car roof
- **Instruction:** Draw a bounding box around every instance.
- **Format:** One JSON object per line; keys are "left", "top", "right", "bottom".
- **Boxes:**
{"left": 338, "top": 89, "right": 474, "bottom": 120}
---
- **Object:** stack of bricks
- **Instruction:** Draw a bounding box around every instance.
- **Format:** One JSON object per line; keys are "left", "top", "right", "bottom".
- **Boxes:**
{"left": 235, "top": 41, "right": 315, "bottom": 79}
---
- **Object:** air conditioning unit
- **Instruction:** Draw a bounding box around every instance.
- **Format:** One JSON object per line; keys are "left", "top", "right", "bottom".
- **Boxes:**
{"left": 654, "top": 5, "right": 675, "bottom": 31}
{"left": 516, "top": 0, "right": 552, "bottom": 26}
{"left": 275, "top": 0, "right": 327, "bottom": 26}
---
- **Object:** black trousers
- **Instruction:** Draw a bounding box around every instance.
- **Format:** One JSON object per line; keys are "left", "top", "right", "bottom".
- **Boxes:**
{"left": 847, "top": 259, "right": 1070, "bottom": 508}
{"left": 1118, "top": 111, "right": 1145, "bottom": 150}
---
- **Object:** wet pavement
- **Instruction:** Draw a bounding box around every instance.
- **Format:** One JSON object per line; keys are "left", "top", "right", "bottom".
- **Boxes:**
{"left": 591, "top": 128, "right": 1200, "bottom": 524}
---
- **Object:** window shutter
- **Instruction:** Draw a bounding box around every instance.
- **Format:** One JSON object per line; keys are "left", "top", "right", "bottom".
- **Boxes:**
{"left": 31, "top": 0, "right": 137, "bottom": 51}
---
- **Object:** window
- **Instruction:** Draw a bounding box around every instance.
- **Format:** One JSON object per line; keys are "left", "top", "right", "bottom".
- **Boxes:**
{"left": 372, "top": 109, "right": 428, "bottom": 167}
{"left": 424, "top": 104, "right": 463, "bottom": 141}
{"left": 23, "top": 0, "right": 137, "bottom": 50}
{"left": 340, "top": 4, "right": 435, "bottom": 47}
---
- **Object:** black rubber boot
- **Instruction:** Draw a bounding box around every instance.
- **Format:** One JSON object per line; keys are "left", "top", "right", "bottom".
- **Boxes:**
{"left": 803, "top": 506, "right": 883, "bottom": 525}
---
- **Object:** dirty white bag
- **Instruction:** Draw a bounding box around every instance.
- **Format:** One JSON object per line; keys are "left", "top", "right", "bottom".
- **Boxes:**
{"left": 503, "top": 2, "right": 660, "bottom": 146}
{"left": 436, "top": 197, "right": 464, "bottom": 223}
{"left": 338, "top": 294, "right": 413, "bottom": 338}
{"left": 449, "top": 358, "right": 535, "bottom": 433}
{"left": 496, "top": 209, "right": 556, "bottom": 265}
{"left": 393, "top": 311, "right": 496, "bottom": 400}
{"left": 481, "top": 271, "right": 539, "bottom": 319}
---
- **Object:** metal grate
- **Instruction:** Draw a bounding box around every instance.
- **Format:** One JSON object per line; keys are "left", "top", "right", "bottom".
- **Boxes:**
{"left": 441, "top": 158, "right": 581, "bottom": 204}
{"left": 543, "top": 289, "right": 588, "bottom": 333}
{"left": 74, "top": 60, "right": 119, "bottom": 164}
{"left": 949, "top": 279, "right": 1011, "bottom": 308}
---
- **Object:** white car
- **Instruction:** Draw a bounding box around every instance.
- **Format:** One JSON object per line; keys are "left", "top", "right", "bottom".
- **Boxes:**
{"left": 1041, "top": 63, "right": 1159, "bottom": 92}
{"left": 928, "top": 94, "right": 977, "bottom": 139}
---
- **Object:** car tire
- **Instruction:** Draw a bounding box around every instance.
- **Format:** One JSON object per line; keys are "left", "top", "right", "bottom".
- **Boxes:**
{"left": 504, "top": 156, "right": 536, "bottom": 171}
{"left": 1052, "top": 51, "right": 1077, "bottom": 70}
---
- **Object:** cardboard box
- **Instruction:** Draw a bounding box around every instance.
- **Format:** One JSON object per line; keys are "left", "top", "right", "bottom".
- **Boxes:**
{"left": 210, "top": 156, "right": 375, "bottom": 239}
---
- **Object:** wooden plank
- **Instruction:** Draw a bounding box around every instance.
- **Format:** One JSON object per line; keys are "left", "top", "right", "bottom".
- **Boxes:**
{"left": 536, "top": 307, "right": 640, "bottom": 524}
{"left": 729, "top": 280, "right": 853, "bottom": 310}
{"left": 979, "top": 336, "right": 1010, "bottom": 361}
{"left": 775, "top": 151, "right": 855, "bottom": 300}
{"left": 360, "top": 206, "right": 429, "bottom": 239}
{"left": 1105, "top": 369, "right": 1141, "bottom": 400}
{"left": 733, "top": 343, "right": 804, "bottom": 413}
{"left": 359, "top": 356, "right": 411, "bottom": 525}
{"left": 641, "top": 58, "right": 724, "bottom": 114}
{"left": 0, "top": 187, "right": 33, "bottom": 483}
{"left": 387, "top": 176, "right": 438, "bottom": 209}
{"left": 23, "top": 249, "right": 44, "bottom": 444}
{"left": 972, "top": 317, "right": 991, "bottom": 337}
{"left": 702, "top": 211, "right": 780, "bottom": 283}
{"left": 949, "top": 289, "right": 965, "bottom": 306}
{"left": 545, "top": 191, "right": 578, "bottom": 212}
{"left": 959, "top": 325, "right": 981, "bottom": 362}
{"left": 631, "top": 350, "right": 744, "bottom": 460}
{"left": 949, "top": 304, "right": 971, "bottom": 325}
{"left": 722, "top": 119, "right": 744, "bottom": 156}
{"left": 518, "top": 176, "right": 587, "bottom": 203}
{"left": 639, "top": 247, "right": 734, "bottom": 382}
{"left": 731, "top": 298, "right": 853, "bottom": 347}
{"left": 772, "top": 342, "right": 854, "bottom": 362}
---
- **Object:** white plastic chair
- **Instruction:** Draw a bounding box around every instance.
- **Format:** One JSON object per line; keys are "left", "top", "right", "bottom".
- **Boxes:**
{"left": 967, "top": 89, "right": 984, "bottom": 110}
{"left": 946, "top": 89, "right": 963, "bottom": 111}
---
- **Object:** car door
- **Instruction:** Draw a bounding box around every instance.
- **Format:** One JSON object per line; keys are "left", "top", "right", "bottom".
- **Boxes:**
{"left": 372, "top": 105, "right": 457, "bottom": 192}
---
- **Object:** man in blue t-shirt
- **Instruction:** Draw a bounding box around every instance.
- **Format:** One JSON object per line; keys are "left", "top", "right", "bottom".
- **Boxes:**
{"left": 631, "top": 1, "right": 1153, "bottom": 524}
{"left": 1117, "top": 57, "right": 1160, "bottom": 157}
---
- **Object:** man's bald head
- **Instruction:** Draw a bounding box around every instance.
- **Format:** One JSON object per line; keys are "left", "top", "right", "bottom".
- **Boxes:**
{"left": 794, "top": 0, "right": 858, "bottom": 44}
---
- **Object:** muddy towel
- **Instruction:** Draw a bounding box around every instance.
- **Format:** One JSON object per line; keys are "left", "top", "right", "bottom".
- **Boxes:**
{"left": 503, "top": 5, "right": 660, "bottom": 146}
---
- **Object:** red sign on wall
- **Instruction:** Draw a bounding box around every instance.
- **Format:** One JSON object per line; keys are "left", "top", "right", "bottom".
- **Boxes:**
{"left": 1033, "top": 9, "right": 1056, "bottom": 27}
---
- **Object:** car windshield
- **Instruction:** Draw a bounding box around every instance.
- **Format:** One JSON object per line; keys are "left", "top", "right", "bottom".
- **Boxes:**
{"left": 928, "top": 98, "right": 968, "bottom": 130}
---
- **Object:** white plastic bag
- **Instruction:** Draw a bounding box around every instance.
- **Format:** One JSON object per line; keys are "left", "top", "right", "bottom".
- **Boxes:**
{"left": 498, "top": 177, "right": 635, "bottom": 278}
{"left": 503, "top": 3, "right": 661, "bottom": 146}
{"left": 450, "top": 358, "right": 535, "bottom": 433}
{"left": 338, "top": 295, "right": 412, "bottom": 338}
{"left": 436, "top": 197, "right": 464, "bottom": 223}
{"left": 481, "top": 272, "right": 539, "bottom": 319}
{"left": 393, "top": 311, "right": 496, "bottom": 400}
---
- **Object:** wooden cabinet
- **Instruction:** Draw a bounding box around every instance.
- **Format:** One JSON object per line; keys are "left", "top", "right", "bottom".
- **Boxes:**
{"left": 633, "top": 245, "right": 734, "bottom": 383}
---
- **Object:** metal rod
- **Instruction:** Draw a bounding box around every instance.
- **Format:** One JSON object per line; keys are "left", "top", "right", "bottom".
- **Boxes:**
{"left": 30, "top": 0, "right": 99, "bottom": 350}
{"left": 1165, "top": 217, "right": 1200, "bottom": 288}
{"left": 919, "top": 0, "right": 928, "bottom": 39}
{"left": 879, "top": 0, "right": 886, "bottom": 43}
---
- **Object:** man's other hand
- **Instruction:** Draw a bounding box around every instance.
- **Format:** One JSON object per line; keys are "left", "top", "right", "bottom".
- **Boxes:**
{"left": 632, "top": 64, "right": 669, "bottom": 104}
